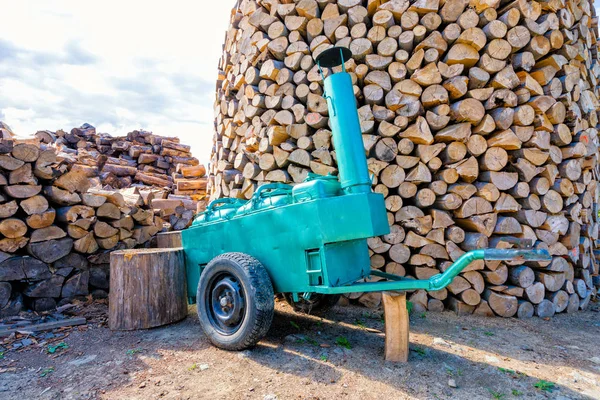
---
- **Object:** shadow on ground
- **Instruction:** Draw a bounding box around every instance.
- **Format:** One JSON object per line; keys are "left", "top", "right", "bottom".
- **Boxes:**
{"left": 0, "top": 300, "right": 598, "bottom": 399}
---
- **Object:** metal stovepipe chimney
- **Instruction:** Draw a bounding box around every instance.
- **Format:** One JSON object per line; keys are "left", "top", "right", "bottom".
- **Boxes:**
{"left": 317, "top": 47, "right": 371, "bottom": 195}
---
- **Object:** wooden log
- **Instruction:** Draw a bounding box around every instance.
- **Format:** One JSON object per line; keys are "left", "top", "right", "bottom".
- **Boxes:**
{"left": 517, "top": 300, "right": 534, "bottom": 319}
{"left": 508, "top": 266, "right": 535, "bottom": 288}
{"left": 382, "top": 292, "right": 409, "bottom": 362}
{"left": 12, "top": 143, "right": 40, "bottom": 162}
{"left": 0, "top": 201, "right": 18, "bottom": 219}
{"left": 483, "top": 289, "right": 518, "bottom": 317}
{"left": 30, "top": 226, "right": 66, "bottom": 243}
{"left": 97, "top": 203, "right": 121, "bottom": 220}
{"left": 27, "top": 237, "right": 73, "bottom": 263}
{"left": 0, "top": 219, "right": 27, "bottom": 238}
{"left": 54, "top": 170, "right": 92, "bottom": 193}
{"left": 44, "top": 186, "right": 81, "bottom": 205}
{"left": 73, "top": 232, "right": 99, "bottom": 254}
{"left": 157, "top": 231, "right": 182, "bottom": 248}
{"left": 5, "top": 185, "right": 42, "bottom": 199}
{"left": 109, "top": 248, "right": 187, "bottom": 330}
{"left": 535, "top": 299, "right": 556, "bottom": 318}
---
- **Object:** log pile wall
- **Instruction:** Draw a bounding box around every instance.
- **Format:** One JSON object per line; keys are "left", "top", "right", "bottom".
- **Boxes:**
{"left": 209, "top": 0, "right": 600, "bottom": 317}
{"left": 0, "top": 124, "right": 205, "bottom": 316}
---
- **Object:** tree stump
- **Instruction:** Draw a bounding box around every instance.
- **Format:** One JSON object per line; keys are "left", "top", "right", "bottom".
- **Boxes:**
{"left": 382, "top": 291, "right": 409, "bottom": 362}
{"left": 157, "top": 231, "right": 182, "bottom": 248}
{"left": 109, "top": 248, "right": 187, "bottom": 330}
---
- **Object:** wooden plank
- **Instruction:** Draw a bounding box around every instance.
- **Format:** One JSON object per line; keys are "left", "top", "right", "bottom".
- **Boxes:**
{"left": 382, "top": 291, "right": 409, "bottom": 362}
{"left": 0, "top": 317, "right": 86, "bottom": 337}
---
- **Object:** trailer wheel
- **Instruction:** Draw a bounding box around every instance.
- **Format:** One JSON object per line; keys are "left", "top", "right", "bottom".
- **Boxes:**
{"left": 283, "top": 293, "right": 341, "bottom": 314}
{"left": 197, "top": 252, "right": 274, "bottom": 350}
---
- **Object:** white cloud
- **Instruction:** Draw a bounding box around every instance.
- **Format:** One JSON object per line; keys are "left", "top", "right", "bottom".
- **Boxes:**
{"left": 0, "top": 0, "right": 235, "bottom": 162}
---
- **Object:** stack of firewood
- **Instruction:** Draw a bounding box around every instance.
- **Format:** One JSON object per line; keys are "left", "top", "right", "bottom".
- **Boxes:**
{"left": 209, "top": 0, "right": 600, "bottom": 317}
{"left": 0, "top": 134, "right": 187, "bottom": 316}
{"left": 35, "top": 124, "right": 208, "bottom": 204}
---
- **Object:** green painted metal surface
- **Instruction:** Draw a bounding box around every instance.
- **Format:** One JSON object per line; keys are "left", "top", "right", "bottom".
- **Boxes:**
{"left": 323, "top": 71, "right": 371, "bottom": 194}
{"left": 182, "top": 190, "right": 389, "bottom": 300}
{"left": 181, "top": 46, "right": 551, "bottom": 303}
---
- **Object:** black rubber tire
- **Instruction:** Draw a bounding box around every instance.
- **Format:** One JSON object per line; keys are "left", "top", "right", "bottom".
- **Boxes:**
{"left": 283, "top": 293, "right": 341, "bottom": 314}
{"left": 197, "top": 252, "right": 274, "bottom": 350}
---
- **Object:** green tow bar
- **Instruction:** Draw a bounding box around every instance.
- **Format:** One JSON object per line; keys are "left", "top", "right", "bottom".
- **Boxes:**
{"left": 310, "top": 248, "right": 551, "bottom": 295}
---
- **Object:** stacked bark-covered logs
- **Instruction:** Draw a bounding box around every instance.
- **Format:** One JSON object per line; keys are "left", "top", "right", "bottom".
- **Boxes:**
{"left": 0, "top": 130, "right": 195, "bottom": 316}
{"left": 209, "top": 0, "right": 600, "bottom": 318}
{"left": 34, "top": 124, "right": 209, "bottom": 230}
{"left": 35, "top": 123, "right": 208, "bottom": 214}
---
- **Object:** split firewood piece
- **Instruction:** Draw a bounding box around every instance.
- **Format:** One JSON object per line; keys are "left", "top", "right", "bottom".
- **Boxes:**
{"left": 44, "top": 186, "right": 81, "bottom": 205}
{"left": 97, "top": 203, "right": 121, "bottom": 220}
{"left": 0, "top": 218, "right": 27, "bottom": 238}
{"left": 399, "top": 116, "right": 433, "bottom": 144}
{"left": 30, "top": 226, "right": 67, "bottom": 243}
{"left": 20, "top": 195, "right": 48, "bottom": 215}
{"left": 483, "top": 289, "right": 518, "bottom": 317}
{"left": 12, "top": 143, "right": 40, "bottom": 162}
{"left": 56, "top": 205, "right": 95, "bottom": 223}
{"left": 5, "top": 185, "right": 42, "bottom": 199}
{"left": 54, "top": 170, "right": 92, "bottom": 193}
{"left": 0, "top": 201, "right": 19, "bottom": 219}
{"left": 73, "top": 232, "right": 99, "bottom": 254}
{"left": 27, "top": 237, "right": 73, "bottom": 263}
{"left": 9, "top": 163, "right": 37, "bottom": 185}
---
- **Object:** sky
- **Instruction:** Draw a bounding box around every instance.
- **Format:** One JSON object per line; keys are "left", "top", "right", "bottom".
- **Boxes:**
{"left": 2, "top": 1, "right": 600, "bottom": 163}
{"left": 0, "top": 0, "right": 235, "bottom": 162}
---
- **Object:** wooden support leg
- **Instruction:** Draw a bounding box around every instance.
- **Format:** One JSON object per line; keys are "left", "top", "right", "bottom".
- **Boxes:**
{"left": 382, "top": 291, "right": 409, "bottom": 362}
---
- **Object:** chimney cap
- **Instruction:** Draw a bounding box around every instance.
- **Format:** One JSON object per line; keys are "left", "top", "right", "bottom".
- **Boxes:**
{"left": 316, "top": 46, "right": 352, "bottom": 69}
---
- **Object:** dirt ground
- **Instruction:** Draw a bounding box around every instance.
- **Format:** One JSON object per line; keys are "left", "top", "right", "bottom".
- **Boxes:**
{"left": 0, "top": 299, "right": 599, "bottom": 400}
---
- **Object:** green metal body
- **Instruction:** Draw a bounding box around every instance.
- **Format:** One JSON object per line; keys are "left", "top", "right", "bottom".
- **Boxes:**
{"left": 181, "top": 50, "right": 551, "bottom": 303}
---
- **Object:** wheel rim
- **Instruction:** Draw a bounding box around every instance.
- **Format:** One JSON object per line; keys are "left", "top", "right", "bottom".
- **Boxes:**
{"left": 206, "top": 273, "right": 245, "bottom": 335}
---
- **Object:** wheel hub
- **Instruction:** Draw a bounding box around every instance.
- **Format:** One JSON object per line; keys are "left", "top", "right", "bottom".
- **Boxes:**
{"left": 210, "top": 276, "right": 244, "bottom": 332}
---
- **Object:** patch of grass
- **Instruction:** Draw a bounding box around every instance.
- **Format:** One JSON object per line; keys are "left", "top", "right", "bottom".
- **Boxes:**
{"left": 498, "top": 367, "right": 516, "bottom": 375}
{"left": 40, "top": 367, "right": 54, "bottom": 377}
{"left": 0, "top": 351, "right": 4, "bottom": 359}
{"left": 355, "top": 319, "right": 366, "bottom": 329}
{"left": 296, "top": 336, "right": 319, "bottom": 347}
{"left": 319, "top": 354, "right": 328, "bottom": 362}
{"left": 406, "top": 301, "right": 414, "bottom": 314}
{"left": 47, "top": 342, "right": 68, "bottom": 354}
{"left": 336, "top": 336, "right": 351, "bottom": 349}
{"left": 126, "top": 348, "right": 142, "bottom": 356}
{"left": 484, "top": 331, "right": 495, "bottom": 337}
{"left": 446, "top": 366, "right": 463, "bottom": 377}
{"left": 488, "top": 389, "right": 505, "bottom": 400}
{"left": 188, "top": 363, "right": 197, "bottom": 371}
{"left": 419, "top": 312, "right": 427, "bottom": 319}
{"left": 290, "top": 321, "right": 300, "bottom": 330}
{"left": 511, "top": 389, "right": 523, "bottom": 396}
{"left": 412, "top": 346, "right": 426, "bottom": 357}
{"left": 534, "top": 380, "right": 555, "bottom": 393}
